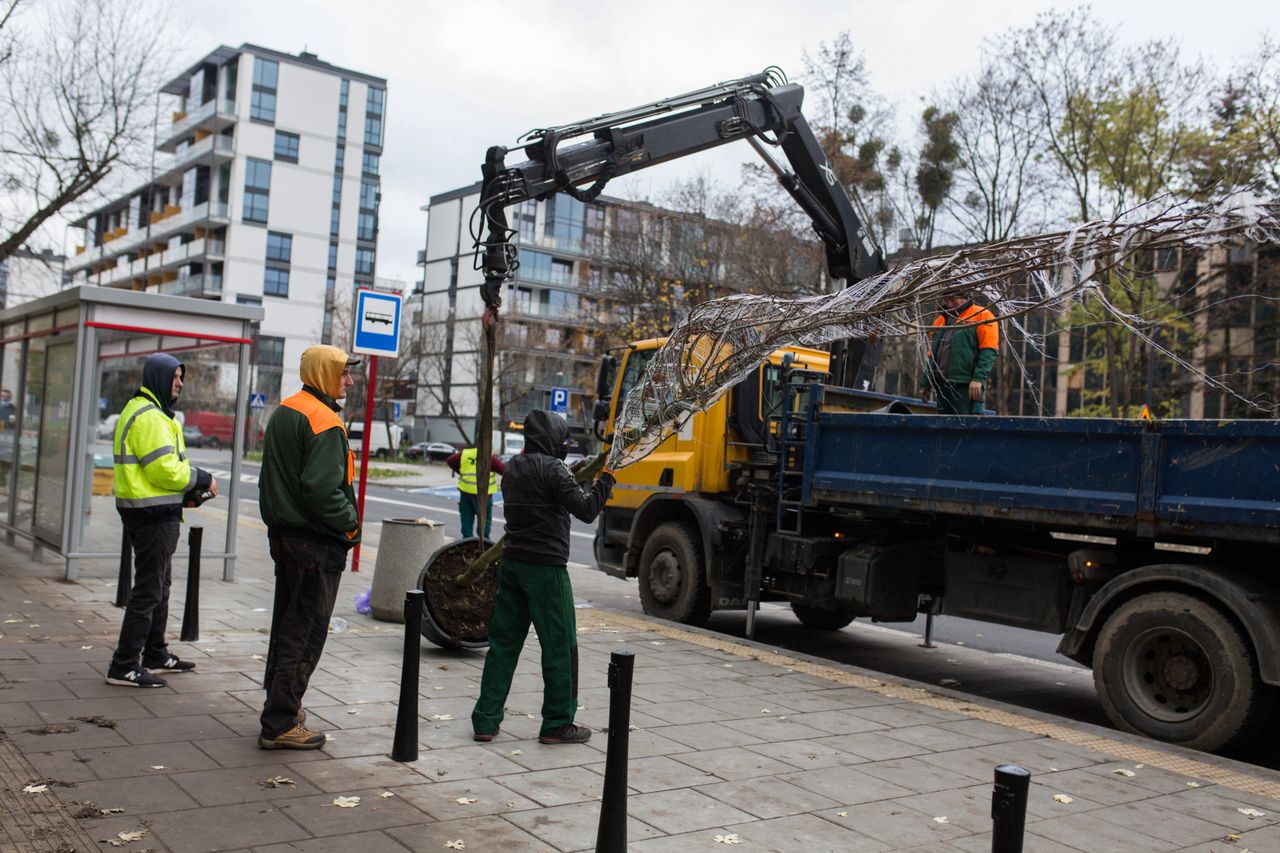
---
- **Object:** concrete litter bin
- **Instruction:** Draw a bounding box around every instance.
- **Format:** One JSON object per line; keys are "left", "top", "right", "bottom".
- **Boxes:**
{"left": 371, "top": 518, "right": 444, "bottom": 622}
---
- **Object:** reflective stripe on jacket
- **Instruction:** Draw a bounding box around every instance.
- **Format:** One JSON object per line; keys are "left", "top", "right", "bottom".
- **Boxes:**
{"left": 458, "top": 447, "right": 498, "bottom": 495}
{"left": 113, "top": 388, "right": 195, "bottom": 510}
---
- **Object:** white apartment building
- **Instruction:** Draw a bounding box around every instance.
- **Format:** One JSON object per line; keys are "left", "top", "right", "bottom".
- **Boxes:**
{"left": 64, "top": 44, "right": 388, "bottom": 399}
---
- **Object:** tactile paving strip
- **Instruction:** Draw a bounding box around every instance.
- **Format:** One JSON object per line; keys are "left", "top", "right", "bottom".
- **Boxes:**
{"left": 581, "top": 609, "right": 1280, "bottom": 802}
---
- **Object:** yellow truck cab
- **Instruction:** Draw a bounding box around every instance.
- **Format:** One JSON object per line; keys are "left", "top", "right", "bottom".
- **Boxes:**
{"left": 592, "top": 337, "right": 894, "bottom": 623}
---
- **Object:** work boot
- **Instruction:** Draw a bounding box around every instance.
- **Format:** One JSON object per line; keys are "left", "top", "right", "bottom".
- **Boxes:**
{"left": 473, "top": 726, "right": 500, "bottom": 742}
{"left": 258, "top": 724, "right": 325, "bottom": 750}
{"left": 538, "top": 723, "right": 591, "bottom": 745}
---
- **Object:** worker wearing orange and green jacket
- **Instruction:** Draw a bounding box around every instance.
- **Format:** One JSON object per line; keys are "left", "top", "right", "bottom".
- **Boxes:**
{"left": 919, "top": 294, "right": 999, "bottom": 415}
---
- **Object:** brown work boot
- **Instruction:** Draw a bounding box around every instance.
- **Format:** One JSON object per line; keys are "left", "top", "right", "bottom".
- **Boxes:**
{"left": 258, "top": 724, "right": 325, "bottom": 750}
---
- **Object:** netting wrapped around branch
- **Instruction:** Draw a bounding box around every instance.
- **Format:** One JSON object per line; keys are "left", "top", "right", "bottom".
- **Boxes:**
{"left": 606, "top": 192, "right": 1280, "bottom": 471}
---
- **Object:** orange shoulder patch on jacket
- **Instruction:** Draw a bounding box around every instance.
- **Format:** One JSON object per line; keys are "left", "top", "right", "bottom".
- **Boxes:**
{"left": 281, "top": 391, "right": 345, "bottom": 438}
{"left": 959, "top": 304, "right": 1000, "bottom": 350}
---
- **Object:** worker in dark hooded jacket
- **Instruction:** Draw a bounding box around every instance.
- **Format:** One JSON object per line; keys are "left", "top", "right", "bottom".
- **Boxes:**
{"left": 472, "top": 409, "right": 615, "bottom": 745}
{"left": 257, "top": 345, "right": 361, "bottom": 750}
{"left": 108, "top": 353, "right": 216, "bottom": 688}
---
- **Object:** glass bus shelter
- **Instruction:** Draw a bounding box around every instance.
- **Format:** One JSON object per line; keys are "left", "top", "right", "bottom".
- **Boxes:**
{"left": 0, "top": 286, "right": 262, "bottom": 580}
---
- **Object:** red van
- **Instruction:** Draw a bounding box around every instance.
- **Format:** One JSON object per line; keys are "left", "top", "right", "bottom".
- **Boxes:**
{"left": 182, "top": 410, "right": 235, "bottom": 449}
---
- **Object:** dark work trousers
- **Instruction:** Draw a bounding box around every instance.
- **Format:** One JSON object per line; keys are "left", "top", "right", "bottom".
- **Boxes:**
{"left": 260, "top": 536, "right": 345, "bottom": 739}
{"left": 458, "top": 492, "right": 494, "bottom": 538}
{"left": 111, "top": 521, "right": 180, "bottom": 671}
{"left": 472, "top": 557, "right": 578, "bottom": 737}
{"left": 933, "top": 380, "right": 986, "bottom": 415}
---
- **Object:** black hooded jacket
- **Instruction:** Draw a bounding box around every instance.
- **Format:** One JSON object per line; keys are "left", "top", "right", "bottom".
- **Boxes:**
{"left": 140, "top": 353, "right": 184, "bottom": 418}
{"left": 501, "top": 410, "right": 613, "bottom": 566}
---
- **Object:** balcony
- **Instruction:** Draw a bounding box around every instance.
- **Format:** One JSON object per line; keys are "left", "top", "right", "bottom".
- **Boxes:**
{"left": 158, "top": 273, "right": 223, "bottom": 299}
{"left": 157, "top": 99, "right": 237, "bottom": 152}
{"left": 154, "top": 135, "right": 235, "bottom": 185}
{"left": 66, "top": 202, "right": 231, "bottom": 273}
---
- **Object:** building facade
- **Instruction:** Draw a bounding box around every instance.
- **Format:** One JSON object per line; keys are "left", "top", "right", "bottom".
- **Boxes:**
{"left": 63, "top": 44, "right": 388, "bottom": 400}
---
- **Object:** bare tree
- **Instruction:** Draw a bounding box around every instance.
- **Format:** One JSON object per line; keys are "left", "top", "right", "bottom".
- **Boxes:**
{"left": 0, "top": 0, "right": 171, "bottom": 262}
{"left": 943, "top": 59, "right": 1053, "bottom": 243}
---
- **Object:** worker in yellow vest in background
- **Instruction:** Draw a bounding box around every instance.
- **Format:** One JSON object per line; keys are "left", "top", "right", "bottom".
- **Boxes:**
{"left": 446, "top": 446, "right": 506, "bottom": 539}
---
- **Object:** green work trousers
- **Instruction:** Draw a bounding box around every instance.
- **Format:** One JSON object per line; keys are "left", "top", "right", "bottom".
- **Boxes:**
{"left": 471, "top": 557, "right": 578, "bottom": 737}
{"left": 458, "top": 492, "right": 494, "bottom": 538}
{"left": 934, "top": 381, "right": 986, "bottom": 415}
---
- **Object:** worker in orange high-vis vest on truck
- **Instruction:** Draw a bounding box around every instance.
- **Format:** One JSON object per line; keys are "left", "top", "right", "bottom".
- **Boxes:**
{"left": 447, "top": 446, "right": 505, "bottom": 539}
{"left": 920, "top": 293, "right": 1000, "bottom": 415}
{"left": 257, "top": 345, "right": 361, "bottom": 750}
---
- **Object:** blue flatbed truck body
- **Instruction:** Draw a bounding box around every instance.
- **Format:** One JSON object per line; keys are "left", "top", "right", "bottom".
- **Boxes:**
{"left": 801, "top": 403, "right": 1280, "bottom": 546}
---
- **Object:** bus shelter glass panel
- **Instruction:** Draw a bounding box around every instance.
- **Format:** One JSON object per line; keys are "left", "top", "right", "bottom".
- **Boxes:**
{"left": 0, "top": 338, "right": 21, "bottom": 519}
{"left": 14, "top": 332, "right": 47, "bottom": 534}
{"left": 32, "top": 338, "right": 77, "bottom": 548}
{"left": 82, "top": 332, "right": 248, "bottom": 555}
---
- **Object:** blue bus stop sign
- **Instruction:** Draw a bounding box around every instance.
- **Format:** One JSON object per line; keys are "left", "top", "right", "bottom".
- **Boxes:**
{"left": 352, "top": 290, "right": 403, "bottom": 358}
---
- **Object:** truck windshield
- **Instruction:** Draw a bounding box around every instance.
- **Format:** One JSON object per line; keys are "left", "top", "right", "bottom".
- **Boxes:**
{"left": 616, "top": 349, "right": 657, "bottom": 413}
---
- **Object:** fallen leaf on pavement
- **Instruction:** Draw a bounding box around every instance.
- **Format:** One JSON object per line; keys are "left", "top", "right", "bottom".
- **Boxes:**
{"left": 103, "top": 829, "right": 149, "bottom": 846}
{"left": 455, "top": 797, "right": 478, "bottom": 804}
{"left": 148, "top": 766, "right": 166, "bottom": 771}
{"left": 332, "top": 796, "right": 361, "bottom": 808}
{"left": 258, "top": 776, "right": 295, "bottom": 788}
{"left": 1238, "top": 808, "right": 1266, "bottom": 817}
{"left": 444, "top": 840, "right": 465, "bottom": 850}
{"left": 713, "top": 834, "right": 743, "bottom": 845}
{"left": 379, "top": 791, "right": 395, "bottom": 798}
{"left": 836, "top": 811, "right": 848, "bottom": 817}
{"left": 760, "top": 709, "right": 771, "bottom": 715}
{"left": 932, "top": 816, "right": 949, "bottom": 824}
{"left": 22, "top": 784, "right": 48, "bottom": 793}
{"left": 1112, "top": 768, "right": 1136, "bottom": 777}
{"left": 510, "top": 750, "right": 522, "bottom": 755}
{"left": 1053, "top": 794, "right": 1073, "bottom": 804}
{"left": 1226, "top": 834, "right": 1242, "bottom": 842}
{"left": 2, "top": 619, "right": 20, "bottom": 623}
{"left": 80, "top": 645, "right": 93, "bottom": 650}
{"left": 251, "top": 654, "right": 264, "bottom": 661}
{"left": 1186, "top": 782, "right": 1201, "bottom": 788}
{"left": 431, "top": 714, "right": 453, "bottom": 721}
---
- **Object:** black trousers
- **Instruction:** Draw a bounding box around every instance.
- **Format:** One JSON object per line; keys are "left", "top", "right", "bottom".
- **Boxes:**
{"left": 111, "top": 521, "right": 180, "bottom": 671}
{"left": 260, "top": 536, "right": 345, "bottom": 739}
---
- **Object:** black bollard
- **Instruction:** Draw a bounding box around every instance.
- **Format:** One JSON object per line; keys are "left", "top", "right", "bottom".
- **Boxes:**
{"left": 595, "top": 650, "right": 635, "bottom": 853}
{"left": 115, "top": 527, "right": 132, "bottom": 608}
{"left": 180, "top": 526, "right": 202, "bottom": 642}
{"left": 391, "top": 589, "right": 424, "bottom": 762}
{"left": 991, "top": 764, "right": 1031, "bottom": 853}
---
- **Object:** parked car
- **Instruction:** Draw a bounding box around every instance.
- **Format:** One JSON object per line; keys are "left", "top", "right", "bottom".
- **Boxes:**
{"left": 182, "top": 425, "right": 204, "bottom": 448}
{"left": 406, "top": 441, "right": 456, "bottom": 462}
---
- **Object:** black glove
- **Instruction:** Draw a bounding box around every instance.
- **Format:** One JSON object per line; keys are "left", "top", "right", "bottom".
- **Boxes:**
{"left": 183, "top": 487, "right": 215, "bottom": 508}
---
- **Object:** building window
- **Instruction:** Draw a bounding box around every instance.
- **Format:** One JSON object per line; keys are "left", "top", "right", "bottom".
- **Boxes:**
{"left": 265, "top": 231, "right": 292, "bottom": 263}
{"left": 359, "top": 181, "right": 378, "bottom": 211}
{"left": 355, "top": 247, "right": 374, "bottom": 275}
{"left": 335, "top": 145, "right": 344, "bottom": 171}
{"left": 250, "top": 58, "right": 278, "bottom": 122}
{"left": 263, "top": 267, "right": 289, "bottom": 297}
{"left": 331, "top": 207, "right": 341, "bottom": 236}
{"left": 242, "top": 157, "right": 271, "bottom": 223}
{"left": 366, "top": 87, "right": 384, "bottom": 116}
{"left": 361, "top": 151, "right": 379, "bottom": 176}
{"left": 273, "top": 130, "right": 299, "bottom": 162}
{"left": 337, "top": 78, "right": 349, "bottom": 141}
{"left": 363, "top": 115, "right": 382, "bottom": 147}
{"left": 258, "top": 334, "right": 285, "bottom": 401}
{"left": 333, "top": 175, "right": 343, "bottom": 205}
{"left": 357, "top": 212, "right": 376, "bottom": 241}
{"left": 339, "top": 78, "right": 349, "bottom": 109}
{"left": 328, "top": 241, "right": 338, "bottom": 270}
{"left": 236, "top": 294, "right": 262, "bottom": 307}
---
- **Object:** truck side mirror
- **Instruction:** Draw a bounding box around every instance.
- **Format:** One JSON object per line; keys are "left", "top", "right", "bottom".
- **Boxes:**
{"left": 595, "top": 355, "right": 617, "bottom": 400}
{"left": 592, "top": 398, "right": 611, "bottom": 441}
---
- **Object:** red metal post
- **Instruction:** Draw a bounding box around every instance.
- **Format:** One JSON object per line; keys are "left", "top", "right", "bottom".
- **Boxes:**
{"left": 351, "top": 354, "right": 378, "bottom": 573}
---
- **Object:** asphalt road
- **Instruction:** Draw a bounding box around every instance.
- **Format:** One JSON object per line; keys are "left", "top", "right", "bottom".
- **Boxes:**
{"left": 189, "top": 448, "right": 1277, "bottom": 770}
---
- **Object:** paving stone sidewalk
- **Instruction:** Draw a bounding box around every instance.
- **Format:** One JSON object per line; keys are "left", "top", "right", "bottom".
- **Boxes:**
{"left": 1, "top": 518, "right": 1279, "bottom": 852}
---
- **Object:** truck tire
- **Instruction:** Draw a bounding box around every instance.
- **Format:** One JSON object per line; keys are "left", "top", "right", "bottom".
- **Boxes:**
{"left": 791, "top": 601, "right": 856, "bottom": 631}
{"left": 638, "top": 522, "right": 711, "bottom": 626}
{"left": 205, "top": 436, "right": 220, "bottom": 449}
{"left": 1092, "top": 591, "right": 1274, "bottom": 752}
{"left": 375, "top": 448, "right": 388, "bottom": 459}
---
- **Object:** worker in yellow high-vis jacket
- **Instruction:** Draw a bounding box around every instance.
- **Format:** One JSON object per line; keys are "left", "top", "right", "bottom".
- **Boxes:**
{"left": 108, "top": 353, "right": 217, "bottom": 689}
{"left": 446, "top": 446, "right": 505, "bottom": 539}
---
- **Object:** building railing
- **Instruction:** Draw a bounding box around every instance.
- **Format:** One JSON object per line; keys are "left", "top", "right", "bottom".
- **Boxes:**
{"left": 159, "top": 273, "right": 223, "bottom": 298}
{"left": 160, "top": 99, "right": 236, "bottom": 149}
{"left": 66, "top": 203, "right": 231, "bottom": 274}
{"left": 162, "top": 134, "right": 235, "bottom": 177}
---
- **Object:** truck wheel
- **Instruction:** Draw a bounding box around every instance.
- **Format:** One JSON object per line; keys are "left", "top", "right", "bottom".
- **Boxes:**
{"left": 1092, "top": 591, "right": 1274, "bottom": 752}
{"left": 205, "top": 436, "right": 220, "bottom": 449}
{"left": 791, "top": 601, "right": 856, "bottom": 631}
{"left": 375, "top": 448, "right": 388, "bottom": 459}
{"left": 638, "top": 522, "right": 710, "bottom": 626}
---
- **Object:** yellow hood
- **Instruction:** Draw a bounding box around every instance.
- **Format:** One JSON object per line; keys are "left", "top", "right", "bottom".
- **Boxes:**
{"left": 300, "top": 345, "right": 352, "bottom": 400}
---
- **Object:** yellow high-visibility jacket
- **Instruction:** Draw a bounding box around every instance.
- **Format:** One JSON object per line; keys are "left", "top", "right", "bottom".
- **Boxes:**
{"left": 113, "top": 387, "right": 201, "bottom": 523}
{"left": 458, "top": 447, "right": 498, "bottom": 495}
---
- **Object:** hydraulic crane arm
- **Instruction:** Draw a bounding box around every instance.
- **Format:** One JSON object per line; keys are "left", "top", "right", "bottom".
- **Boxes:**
{"left": 473, "top": 68, "right": 884, "bottom": 312}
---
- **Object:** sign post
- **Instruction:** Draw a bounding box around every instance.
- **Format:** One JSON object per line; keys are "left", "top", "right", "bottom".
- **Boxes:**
{"left": 350, "top": 289, "right": 404, "bottom": 574}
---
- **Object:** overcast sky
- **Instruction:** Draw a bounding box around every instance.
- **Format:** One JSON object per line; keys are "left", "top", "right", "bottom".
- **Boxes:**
{"left": 134, "top": 1, "right": 1278, "bottom": 285}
